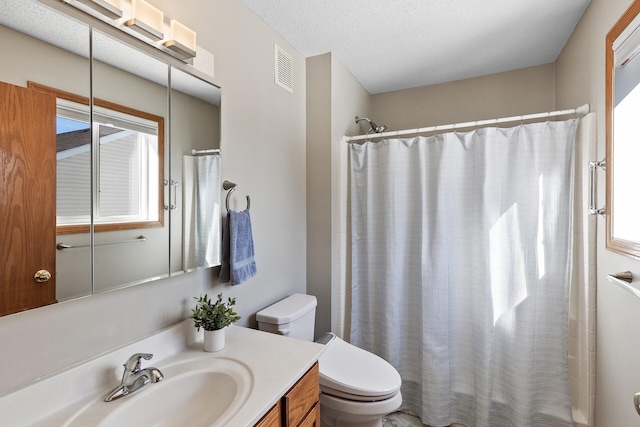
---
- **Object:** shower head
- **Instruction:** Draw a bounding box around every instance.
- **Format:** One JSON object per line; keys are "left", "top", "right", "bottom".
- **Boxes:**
{"left": 355, "top": 116, "right": 387, "bottom": 133}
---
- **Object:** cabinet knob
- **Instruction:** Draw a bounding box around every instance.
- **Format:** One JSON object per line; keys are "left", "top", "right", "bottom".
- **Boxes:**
{"left": 34, "top": 269, "right": 51, "bottom": 283}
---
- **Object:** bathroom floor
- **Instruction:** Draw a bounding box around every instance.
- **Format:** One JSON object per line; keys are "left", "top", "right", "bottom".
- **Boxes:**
{"left": 383, "top": 412, "right": 428, "bottom": 427}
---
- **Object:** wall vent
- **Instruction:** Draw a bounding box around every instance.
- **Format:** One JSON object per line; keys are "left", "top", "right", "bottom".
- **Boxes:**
{"left": 275, "top": 44, "right": 293, "bottom": 93}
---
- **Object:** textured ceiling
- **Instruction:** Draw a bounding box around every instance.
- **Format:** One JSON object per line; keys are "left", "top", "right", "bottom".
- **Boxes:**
{"left": 242, "top": 0, "right": 591, "bottom": 94}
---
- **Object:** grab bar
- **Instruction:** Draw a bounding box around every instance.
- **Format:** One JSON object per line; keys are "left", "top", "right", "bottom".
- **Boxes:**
{"left": 57, "top": 235, "right": 147, "bottom": 250}
{"left": 223, "top": 180, "right": 250, "bottom": 211}
{"left": 588, "top": 159, "right": 606, "bottom": 216}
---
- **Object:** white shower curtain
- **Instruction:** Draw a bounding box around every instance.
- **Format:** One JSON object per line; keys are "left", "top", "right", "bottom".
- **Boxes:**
{"left": 183, "top": 154, "right": 222, "bottom": 270}
{"left": 350, "top": 120, "right": 578, "bottom": 427}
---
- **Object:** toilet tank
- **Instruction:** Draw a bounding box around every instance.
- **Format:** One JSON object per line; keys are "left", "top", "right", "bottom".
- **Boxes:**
{"left": 256, "top": 294, "right": 317, "bottom": 341}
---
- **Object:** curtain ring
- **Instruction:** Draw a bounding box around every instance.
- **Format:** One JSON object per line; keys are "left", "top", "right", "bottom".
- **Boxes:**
{"left": 365, "top": 128, "right": 373, "bottom": 143}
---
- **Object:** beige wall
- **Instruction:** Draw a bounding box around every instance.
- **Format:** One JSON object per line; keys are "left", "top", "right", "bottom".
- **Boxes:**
{"left": 329, "top": 56, "right": 371, "bottom": 339}
{"left": 372, "top": 63, "right": 556, "bottom": 130}
{"left": 306, "top": 53, "right": 370, "bottom": 338}
{"left": 556, "top": 0, "right": 640, "bottom": 425}
{"left": 306, "top": 53, "right": 333, "bottom": 337}
{"left": 0, "top": 0, "right": 307, "bottom": 396}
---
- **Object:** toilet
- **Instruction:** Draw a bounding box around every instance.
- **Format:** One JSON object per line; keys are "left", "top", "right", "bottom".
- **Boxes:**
{"left": 256, "top": 294, "right": 402, "bottom": 427}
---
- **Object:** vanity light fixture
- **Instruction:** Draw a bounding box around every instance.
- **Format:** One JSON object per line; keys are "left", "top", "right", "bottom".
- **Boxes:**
{"left": 64, "top": 0, "right": 199, "bottom": 63}
{"left": 162, "top": 19, "right": 196, "bottom": 60}
{"left": 124, "top": 0, "right": 164, "bottom": 41}
{"left": 75, "top": 0, "right": 123, "bottom": 19}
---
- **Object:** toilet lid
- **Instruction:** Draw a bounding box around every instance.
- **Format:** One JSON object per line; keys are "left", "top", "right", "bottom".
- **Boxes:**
{"left": 318, "top": 336, "right": 401, "bottom": 399}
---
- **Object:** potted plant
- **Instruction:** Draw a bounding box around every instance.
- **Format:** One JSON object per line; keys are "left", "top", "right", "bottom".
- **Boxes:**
{"left": 192, "top": 293, "right": 241, "bottom": 352}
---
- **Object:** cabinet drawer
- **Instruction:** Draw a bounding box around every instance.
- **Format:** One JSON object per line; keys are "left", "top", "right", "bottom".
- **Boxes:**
{"left": 297, "top": 402, "right": 320, "bottom": 427}
{"left": 284, "top": 362, "right": 320, "bottom": 426}
{"left": 255, "top": 400, "right": 281, "bottom": 427}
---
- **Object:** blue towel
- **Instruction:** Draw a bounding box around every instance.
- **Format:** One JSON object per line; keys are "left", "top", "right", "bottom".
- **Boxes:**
{"left": 220, "top": 209, "right": 257, "bottom": 285}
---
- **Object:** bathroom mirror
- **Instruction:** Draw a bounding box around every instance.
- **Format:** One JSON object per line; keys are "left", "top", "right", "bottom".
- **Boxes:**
{"left": 169, "top": 67, "right": 222, "bottom": 275}
{"left": 606, "top": 0, "right": 640, "bottom": 260}
{"left": 92, "top": 29, "right": 170, "bottom": 292}
{"left": 0, "top": 0, "right": 92, "bottom": 314}
{"left": 0, "top": 0, "right": 222, "bottom": 316}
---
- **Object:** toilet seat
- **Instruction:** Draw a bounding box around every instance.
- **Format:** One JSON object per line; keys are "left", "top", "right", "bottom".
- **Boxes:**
{"left": 318, "top": 335, "right": 401, "bottom": 402}
{"left": 320, "top": 390, "right": 403, "bottom": 417}
{"left": 321, "top": 386, "right": 398, "bottom": 402}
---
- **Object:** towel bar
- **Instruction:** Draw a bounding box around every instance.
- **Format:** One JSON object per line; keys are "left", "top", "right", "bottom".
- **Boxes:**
{"left": 223, "top": 180, "right": 250, "bottom": 211}
{"left": 57, "top": 235, "right": 147, "bottom": 250}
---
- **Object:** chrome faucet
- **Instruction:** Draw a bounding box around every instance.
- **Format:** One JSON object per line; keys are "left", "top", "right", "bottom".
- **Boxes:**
{"left": 104, "top": 353, "right": 164, "bottom": 402}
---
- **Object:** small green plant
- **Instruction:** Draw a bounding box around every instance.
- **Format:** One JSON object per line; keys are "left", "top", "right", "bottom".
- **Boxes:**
{"left": 192, "top": 293, "right": 241, "bottom": 331}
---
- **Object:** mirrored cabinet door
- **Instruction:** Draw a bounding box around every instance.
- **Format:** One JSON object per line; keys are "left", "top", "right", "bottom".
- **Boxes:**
{"left": 169, "top": 67, "right": 222, "bottom": 275}
{"left": 0, "top": 0, "right": 222, "bottom": 318}
{"left": 92, "top": 29, "right": 170, "bottom": 292}
{"left": 0, "top": 0, "right": 91, "bottom": 314}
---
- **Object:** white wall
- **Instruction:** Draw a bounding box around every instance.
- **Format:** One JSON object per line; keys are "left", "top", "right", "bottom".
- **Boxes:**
{"left": 555, "top": 0, "right": 640, "bottom": 425}
{"left": 0, "top": 0, "right": 307, "bottom": 396}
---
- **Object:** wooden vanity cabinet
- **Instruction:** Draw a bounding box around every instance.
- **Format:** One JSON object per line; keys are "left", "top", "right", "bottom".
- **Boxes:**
{"left": 284, "top": 362, "right": 320, "bottom": 426}
{"left": 255, "top": 362, "right": 320, "bottom": 427}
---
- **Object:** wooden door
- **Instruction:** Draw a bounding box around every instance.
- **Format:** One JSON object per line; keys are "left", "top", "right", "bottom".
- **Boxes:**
{"left": 0, "top": 81, "right": 57, "bottom": 316}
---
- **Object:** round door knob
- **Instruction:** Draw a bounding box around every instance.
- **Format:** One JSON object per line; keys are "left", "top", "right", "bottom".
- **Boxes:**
{"left": 34, "top": 269, "right": 51, "bottom": 283}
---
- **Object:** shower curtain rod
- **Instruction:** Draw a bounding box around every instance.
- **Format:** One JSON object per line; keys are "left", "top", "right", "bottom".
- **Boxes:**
{"left": 342, "top": 103, "right": 590, "bottom": 143}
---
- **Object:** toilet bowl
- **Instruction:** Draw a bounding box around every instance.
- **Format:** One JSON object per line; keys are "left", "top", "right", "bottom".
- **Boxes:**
{"left": 256, "top": 294, "right": 402, "bottom": 427}
{"left": 316, "top": 332, "right": 402, "bottom": 427}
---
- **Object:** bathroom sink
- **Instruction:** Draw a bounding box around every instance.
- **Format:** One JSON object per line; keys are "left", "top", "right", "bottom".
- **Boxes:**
{"left": 64, "top": 356, "right": 253, "bottom": 427}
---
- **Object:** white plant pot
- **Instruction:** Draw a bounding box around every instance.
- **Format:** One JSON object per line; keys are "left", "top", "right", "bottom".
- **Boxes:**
{"left": 204, "top": 328, "right": 226, "bottom": 352}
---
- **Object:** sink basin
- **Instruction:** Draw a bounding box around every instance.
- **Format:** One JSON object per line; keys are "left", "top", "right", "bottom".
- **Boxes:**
{"left": 99, "top": 370, "right": 240, "bottom": 427}
{"left": 64, "top": 356, "right": 253, "bottom": 427}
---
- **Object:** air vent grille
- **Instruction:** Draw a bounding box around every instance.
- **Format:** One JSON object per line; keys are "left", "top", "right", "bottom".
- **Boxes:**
{"left": 275, "top": 44, "right": 293, "bottom": 93}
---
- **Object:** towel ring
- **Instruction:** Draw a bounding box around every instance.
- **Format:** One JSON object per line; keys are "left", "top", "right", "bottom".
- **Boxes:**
{"left": 223, "top": 180, "right": 250, "bottom": 211}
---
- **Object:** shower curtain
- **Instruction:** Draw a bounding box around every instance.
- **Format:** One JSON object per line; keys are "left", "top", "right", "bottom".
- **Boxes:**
{"left": 350, "top": 120, "right": 578, "bottom": 427}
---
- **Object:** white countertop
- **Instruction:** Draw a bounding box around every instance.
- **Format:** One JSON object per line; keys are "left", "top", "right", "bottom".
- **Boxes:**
{"left": 201, "top": 325, "right": 325, "bottom": 425}
{"left": 0, "top": 321, "right": 325, "bottom": 426}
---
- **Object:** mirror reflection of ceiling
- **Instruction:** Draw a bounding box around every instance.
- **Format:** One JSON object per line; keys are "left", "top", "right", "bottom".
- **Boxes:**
{"left": 171, "top": 67, "right": 221, "bottom": 105}
{"left": 93, "top": 30, "right": 169, "bottom": 88}
{"left": 0, "top": 0, "right": 219, "bottom": 105}
{"left": 0, "top": 0, "right": 88, "bottom": 57}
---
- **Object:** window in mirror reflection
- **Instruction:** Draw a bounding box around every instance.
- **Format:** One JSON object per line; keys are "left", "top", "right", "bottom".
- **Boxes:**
{"left": 56, "top": 111, "right": 91, "bottom": 220}
{"left": 28, "top": 82, "right": 165, "bottom": 234}
{"left": 56, "top": 101, "right": 160, "bottom": 228}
